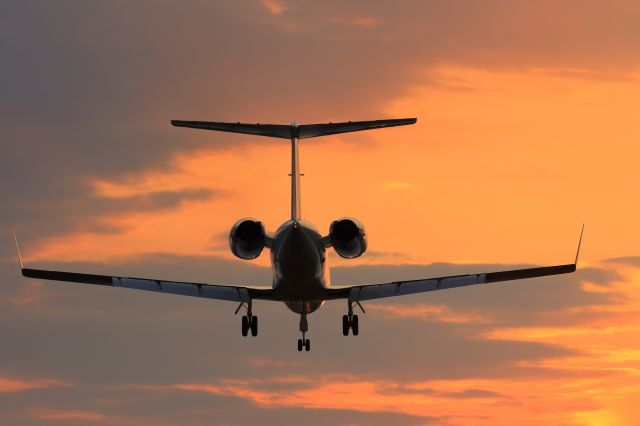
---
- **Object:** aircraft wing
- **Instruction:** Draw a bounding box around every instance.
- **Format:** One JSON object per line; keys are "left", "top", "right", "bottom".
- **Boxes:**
{"left": 326, "top": 263, "right": 576, "bottom": 302}
{"left": 19, "top": 267, "right": 275, "bottom": 302}
{"left": 327, "top": 226, "right": 584, "bottom": 302}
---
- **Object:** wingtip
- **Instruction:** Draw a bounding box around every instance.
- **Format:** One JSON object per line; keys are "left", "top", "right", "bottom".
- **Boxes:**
{"left": 12, "top": 229, "right": 24, "bottom": 269}
{"left": 574, "top": 223, "right": 584, "bottom": 265}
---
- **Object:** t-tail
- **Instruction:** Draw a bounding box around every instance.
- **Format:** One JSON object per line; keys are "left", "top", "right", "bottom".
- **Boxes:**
{"left": 171, "top": 118, "right": 418, "bottom": 220}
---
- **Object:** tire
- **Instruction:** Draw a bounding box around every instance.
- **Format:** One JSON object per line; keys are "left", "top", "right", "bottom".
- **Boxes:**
{"left": 342, "top": 315, "right": 350, "bottom": 336}
{"left": 297, "top": 339, "right": 303, "bottom": 352}
{"left": 305, "top": 339, "right": 311, "bottom": 352}
{"left": 250, "top": 316, "right": 258, "bottom": 337}
{"left": 241, "top": 316, "right": 249, "bottom": 337}
{"left": 352, "top": 315, "right": 359, "bottom": 336}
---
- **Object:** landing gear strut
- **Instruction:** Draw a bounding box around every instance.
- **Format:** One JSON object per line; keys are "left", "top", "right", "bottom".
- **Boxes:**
{"left": 342, "top": 301, "right": 364, "bottom": 336}
{"left": 297, "top": 313, "right": 310, "bottom": 352}
{"left": 237, "top": 301, "right": 258, "bottom": 337}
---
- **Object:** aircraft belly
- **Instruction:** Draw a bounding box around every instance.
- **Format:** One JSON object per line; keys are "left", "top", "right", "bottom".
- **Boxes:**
{"left": 271, "top": 221, "right": 328, "bottom": 307}
{"left": 284, "top": 300, "right": 325, "bottom": 314}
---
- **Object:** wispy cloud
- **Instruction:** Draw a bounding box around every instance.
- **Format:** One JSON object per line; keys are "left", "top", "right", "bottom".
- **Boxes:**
{"left": 260, "top": 0, "right": 287, "bottom": 16}
{"left": 0, "top": 376, "right": 70, "bottom": 393}
{"left": 164, "top": 374, "right": 603, "bottom": 423}
{"left": 329, "top": 16, "right": 381, "bottom": 29}
{"left": 245, "top": 357, "right": 301, "bottom": 368}
{"left": 367, "top": 303, "right": 492, "bottom": 324}
{"left": 34, "top": 409, "right": 105, "bottom": 421}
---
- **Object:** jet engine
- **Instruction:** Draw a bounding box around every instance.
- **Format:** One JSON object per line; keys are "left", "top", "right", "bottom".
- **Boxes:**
{"left": 328, "top": 217, "right": 367, "bottom": 259}
{"left": 229, "top": 219, "right": 267, "bottom": 260}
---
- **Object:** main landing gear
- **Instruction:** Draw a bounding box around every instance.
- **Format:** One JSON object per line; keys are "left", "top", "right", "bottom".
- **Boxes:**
{"left": 342, "top": 301, "right": 364, "bottom": 336}
{"left": 298, "top": 313, "right": 310, "bottom": 352}
{"left": 236, "top": 302, "right": 258, "bottom": 337}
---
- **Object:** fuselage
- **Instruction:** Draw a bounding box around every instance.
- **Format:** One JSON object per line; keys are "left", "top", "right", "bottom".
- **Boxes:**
{"left": 270, "top": 219, "right": 329, "bottom": 314}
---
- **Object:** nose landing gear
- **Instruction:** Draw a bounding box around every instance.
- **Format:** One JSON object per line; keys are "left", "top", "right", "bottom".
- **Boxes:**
{"left": 342, "top": 301, "right": 364, "bottom": 336}
{"left": 297, "top": 313, "right": 311, "bottom": 351}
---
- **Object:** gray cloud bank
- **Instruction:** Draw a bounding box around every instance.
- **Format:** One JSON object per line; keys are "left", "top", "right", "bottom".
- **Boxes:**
{"left": 0, "top": 251, "right": 625, "bottom": 424}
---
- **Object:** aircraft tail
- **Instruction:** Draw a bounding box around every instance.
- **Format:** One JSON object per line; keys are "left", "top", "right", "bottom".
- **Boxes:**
{"left": 171, "top": 118, "right": 417, "bottom": 220}
{"left": 170, "top": 118, "right": 417, "bottom": 139}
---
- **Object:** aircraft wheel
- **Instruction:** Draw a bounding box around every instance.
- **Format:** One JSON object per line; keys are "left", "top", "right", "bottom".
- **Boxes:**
{"left": 297, "top": 339, "right": 303, "bottom": 352}
{"left": 352, "top": 315, "right": 359, "bottom": 336}
{"left": 305, "top": 339, "right": 311, "bottom": 352}
{"left": 241, "top": 315, "right": 249, "bottom": 337}
{"left": 342, "top": 315, "right": 350, "bottom": 336}
{"left": 250, "top": 316, "right": 258, "bottom": 337}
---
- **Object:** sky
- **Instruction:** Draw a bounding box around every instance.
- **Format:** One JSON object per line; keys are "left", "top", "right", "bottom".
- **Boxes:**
{"left": 2, "top": 1, "right": 640, "bottom": 424}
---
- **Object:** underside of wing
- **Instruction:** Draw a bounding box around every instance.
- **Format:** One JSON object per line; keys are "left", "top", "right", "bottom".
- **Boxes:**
{"left": 327, "top": 226, "right": 583, "bottom": 302}
{"left": 21, "top": 268, "right": 275, "bottom": 302}
{"left": 325, "top": 263, "right": 576, "bottom": 302}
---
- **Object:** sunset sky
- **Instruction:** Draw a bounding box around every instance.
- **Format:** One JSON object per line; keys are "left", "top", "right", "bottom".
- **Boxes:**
{"left": 2, "top": 1, "right": 640, "bottom": 425}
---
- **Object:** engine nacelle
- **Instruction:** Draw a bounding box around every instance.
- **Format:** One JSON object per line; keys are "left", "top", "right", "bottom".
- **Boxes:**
{"left": 329, "top": 217, "right": 367, "bottom": 259}
{"left": 229, "top": 219, "right": 267, "bottom": 260}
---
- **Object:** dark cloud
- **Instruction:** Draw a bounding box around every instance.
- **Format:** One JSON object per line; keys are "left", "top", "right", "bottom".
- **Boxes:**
{"left": 603, "top": 256, "right": 640, "bottom": 266}
{"left": 443, "top": 389, "right": 502, "bottom": 399}
{"left": 0, "top": 254, "right": 612, "bottom": 386}
{"left": 113, "top": 188, "right": 213, "bottom": 210}
{"left": 0, "top": 249, "right": 631, "bottom": 424}
{"left": 0, "top": 384, "right": 436, "bottom": 426}
{"left": 362, "top": 250, "right": 408, "bottom": 259}
{"left": 3, "top": 186, "right": 217, "bottom": 239}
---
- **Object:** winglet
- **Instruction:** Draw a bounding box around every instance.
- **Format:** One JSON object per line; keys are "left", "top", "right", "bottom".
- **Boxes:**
{"left": 574, "top": 224, "right": 584, "bottom": 265}
{"left": 12, "top": 229, "right": 24, "bottom": 269}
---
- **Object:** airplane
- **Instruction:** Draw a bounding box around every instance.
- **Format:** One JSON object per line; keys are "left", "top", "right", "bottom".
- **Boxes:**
{"left": 15, "top": 118, "right": 583, "bottom": 352}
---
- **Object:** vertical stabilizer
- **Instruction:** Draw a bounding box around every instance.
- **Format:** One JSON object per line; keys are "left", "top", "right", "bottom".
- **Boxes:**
{"left": 171, "top": 117, "right": 418, "bottom": 221}
{"left": 291, "top": 121, "right": 301, "bottom": 220}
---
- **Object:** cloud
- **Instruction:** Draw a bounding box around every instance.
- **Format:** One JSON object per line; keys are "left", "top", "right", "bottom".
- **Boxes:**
{"left": 245, "top": 357, "right": 300, "bottom": 368}
{"left": 329, "top": 16, "right": 381, "bottom": 29}
{"left": 34, "top": 409, "right": 105, "bottom": 421}
{"left": 96, "top": 188, "right": 216, "bottom": 218}
{"left": 1, "top": 254, "right": 640, "bottom": 424}
{"left": 366, "top": 302, "right": 492, "bottom": 324}
{"left": 0, "top": 377, "right": 69, "bottom": 393}
{"left": 605, "top": 256, "right": 640, "bottom": 266}
{"left": 260, "top": 0, "right": 287, "bottom": 16}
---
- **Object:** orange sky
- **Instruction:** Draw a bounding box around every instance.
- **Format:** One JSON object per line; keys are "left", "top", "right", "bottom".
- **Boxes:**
{"left": 3, "top": 1, "right": 640, "bottom": 425}
{"left": 25, "top": 65, "right": 640, "bottom": 267}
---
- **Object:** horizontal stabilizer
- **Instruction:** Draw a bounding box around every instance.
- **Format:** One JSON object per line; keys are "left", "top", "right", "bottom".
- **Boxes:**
{"left": 297, "top": 118, "right": 417, "bottom": 139}
{"left": 171, "top": 121, "right": 291, "bottom": 138}
{"left": 171, "top": 118, "right": 417, "bottom": 139}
